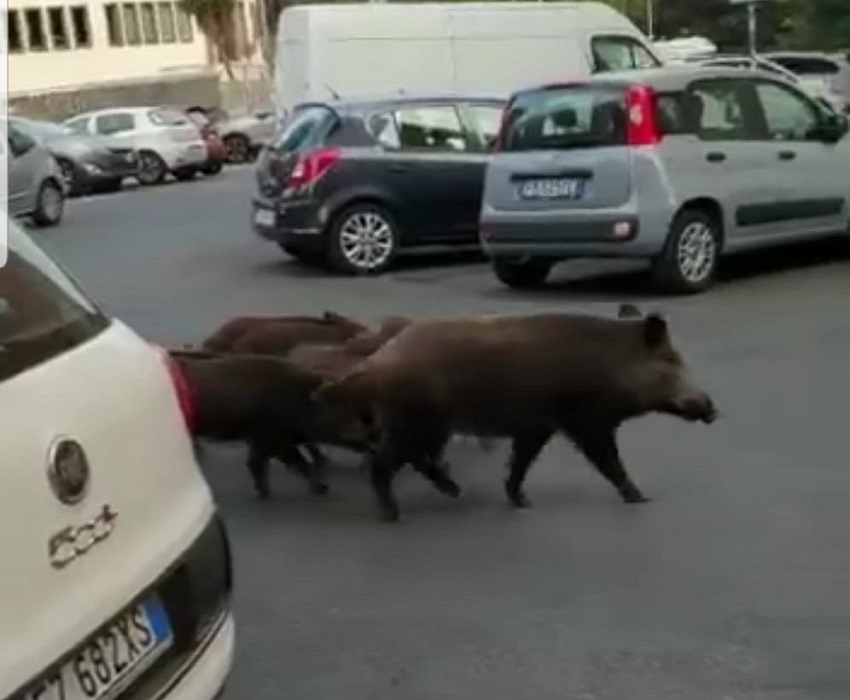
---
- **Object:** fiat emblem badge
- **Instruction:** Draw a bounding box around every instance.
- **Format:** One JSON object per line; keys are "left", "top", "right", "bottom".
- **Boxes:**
{"left": 47, "top": 437, "right": 91, "bottom": 506}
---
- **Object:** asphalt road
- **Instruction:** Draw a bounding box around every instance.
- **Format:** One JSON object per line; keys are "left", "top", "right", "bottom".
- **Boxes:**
{"left": 34, "top": 167, "right": 850, "bottom": 700}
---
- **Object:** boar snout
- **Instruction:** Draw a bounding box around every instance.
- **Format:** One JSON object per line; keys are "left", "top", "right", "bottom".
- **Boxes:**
{"left": 674, "top": 391, "right": 718, "bottom": 424}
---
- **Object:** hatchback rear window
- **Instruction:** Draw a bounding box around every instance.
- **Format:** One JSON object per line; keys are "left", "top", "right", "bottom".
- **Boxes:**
{"left": 0, "top": 221, "right": 111, "bottom": 383}
{"left": 501, "top": 86, "right": 628, "bottom": 151}
{"left": 271, "top": 105, "right": 337, "bottom": 153}
{"left": 769, "top": 57, "right": 841, "bottom": 75}
{"left": 149, "top": 107, "right": 190, "bottom": 126}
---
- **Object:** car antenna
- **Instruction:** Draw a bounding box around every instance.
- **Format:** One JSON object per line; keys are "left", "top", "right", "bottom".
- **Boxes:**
{"left": 325, "top": 84, "right": 341, "bottom": 100}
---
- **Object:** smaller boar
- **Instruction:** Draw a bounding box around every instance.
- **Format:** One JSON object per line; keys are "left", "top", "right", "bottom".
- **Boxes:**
{"left": 315, "top": 304, "right": 718, "bottom": 522}
{"left": 201, "top": 311, "right": 367, "bottom": 354}
{"left": 168, "top": 349, "right": 374, "bottom": 499}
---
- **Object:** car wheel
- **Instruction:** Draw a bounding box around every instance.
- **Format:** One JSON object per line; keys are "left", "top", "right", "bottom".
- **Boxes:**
{"left": 652, "top": 208, "right": 721, "bottom": 294}
{"left": 137, "top": 150, "right": 167, "bottom": 185}
{"left": 492, "top": 257, "right": 553, "bottom": 289}
{"left": 55, "top": 158, "right": 79, "bottom": 196}
{"left": 173, "top": 167, "right": 198, "bottom": 181}
{"left": 328, "top": 203, "right": 399, "bottom": 275}
{"left": 32, "top": 180, "right": 65, "bottom": 227}
{"left": 201, "top": 161, "right": 223, "bottom": 176}
{"left": 224, "top": 134, "right": 251, "bottom": 163}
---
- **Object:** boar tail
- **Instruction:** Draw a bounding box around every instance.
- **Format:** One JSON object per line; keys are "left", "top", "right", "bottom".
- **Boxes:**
{"left": 313, "top": 367, "right": 373, "bottom": 408}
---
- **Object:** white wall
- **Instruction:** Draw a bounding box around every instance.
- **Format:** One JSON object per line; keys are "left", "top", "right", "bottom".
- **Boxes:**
{"left": 8, "top": 0, "right": 209, "bottom": 95}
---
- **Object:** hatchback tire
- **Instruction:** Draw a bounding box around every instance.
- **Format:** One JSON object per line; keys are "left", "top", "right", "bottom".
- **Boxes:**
{"left": 328, "top": 203, "right": 399, "bottom": 275}
{"left": 201, "top": 161, "right": 223, "bottom": 176}
{"left": 137, "top": 151, "right": 167, "bottom": 185}
{"left": 32, "top": 180, "right": 65, "bottom": 227}
{"left": 173, "top": 167, "right": 198, "bottom": 181}
{"left": 492, "top": 257, "right": 553, "bottom": 289}
{"left": 224, "top": 134, "right": 251, "bottom": 163}
{"left": 652, "top": 208, "right": 721, "bottom": 294}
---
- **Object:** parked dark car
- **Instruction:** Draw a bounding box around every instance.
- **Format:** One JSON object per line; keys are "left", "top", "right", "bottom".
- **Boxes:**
{"left": 10, "top": 116, "right": 138, "bottom": 196}
{"left": 251, "top": 93, "right": 506, "bottom": 274}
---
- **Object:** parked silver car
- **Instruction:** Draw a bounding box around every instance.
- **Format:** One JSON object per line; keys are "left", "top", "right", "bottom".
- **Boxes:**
{"left": 4, "top": 119, "right": 67, "bottom": 226}
{"left": 480, "top": 66, "right": 850, "bottom": 294}
{"left": 62, "top": 107, "right": 208, "bottom": 185}
{"left": 189, "top": 106, "right": 276, "bottom": 163}
{"left": 11, "top": 116, "right": 138, "bottom": 196}
{"left": 763, "top": 51, "right": 850, "bottom": 113}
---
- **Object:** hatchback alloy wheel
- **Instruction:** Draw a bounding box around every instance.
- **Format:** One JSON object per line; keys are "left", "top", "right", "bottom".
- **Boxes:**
{"left": 676, "top": 221, "right": 717, "bottom": 285}
{"left": 329, "top": 204, "right": 398, "bottom": 275}
{"left": 653, "top": 208, "right": 721, "bottom": 294}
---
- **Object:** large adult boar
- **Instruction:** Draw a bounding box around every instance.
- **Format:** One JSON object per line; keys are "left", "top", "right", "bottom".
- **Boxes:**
{"left": 315, "top": 304, "right": 718, "bottom": 522}
{"left": 201, "top": 311, "right": 367, "bottom": 353}
{"left": 166, "top": 349, "right": 374, "bottom": 499}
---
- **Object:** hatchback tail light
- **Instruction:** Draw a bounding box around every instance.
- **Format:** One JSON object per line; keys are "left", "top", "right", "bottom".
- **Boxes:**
{"left": 285, "top": 147, "right": 341, "bottom": 189}
{"left": 153, "top": 345, "right": 197, "bottom": 434}
{"left": 625, "top": 84, "right": 661, "bottom": 146}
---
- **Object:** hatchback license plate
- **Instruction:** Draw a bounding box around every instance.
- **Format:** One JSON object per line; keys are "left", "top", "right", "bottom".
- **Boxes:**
{"left": 21, "top": 597, "right": 172, "bottom": 700}
{"left": 518, "top": 178, "right": 583, "bottom": 200}
{"left": 254, "top": 208, "right": 276, "bottom": 227}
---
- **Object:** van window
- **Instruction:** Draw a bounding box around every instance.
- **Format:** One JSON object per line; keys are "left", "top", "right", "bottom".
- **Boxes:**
{"left": 592, "top": 36, "right": 660, "bottom": 73}
{"left": 270, "top": 105, "right": 337, "bottom": 154}
{"left": 0, "top": 221, "right": 111, "bottom": 384}
{"left": 501, "top": 86, "right": 627, "bottom": 151}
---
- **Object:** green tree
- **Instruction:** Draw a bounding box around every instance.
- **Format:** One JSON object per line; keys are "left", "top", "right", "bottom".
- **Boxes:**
{"left": 178, "top": 0, "right": 240, "bottom": 79}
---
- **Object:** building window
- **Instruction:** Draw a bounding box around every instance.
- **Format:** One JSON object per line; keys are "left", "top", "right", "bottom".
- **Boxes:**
{"left": 47, "top": 7, "right": 70, "bottom": 50}
{"left": 7, "top": 10, "right": 23, "bottom": 52}
{"left": 157, "top": 1, "right": 176, "bottom": 42}
{"left": 24, "top": 8, "right": 47, "bottom": 51}
{"left": 104, "top": 4, "right": 124, "bottom": 46}
{"left": 140, "top": 2, "right": 159, "bottom": 43}
{"left": 175, "top": 6, "right": 193, "bottom": 42}
{"left": 122, "top": 3, "right": 141, "bottom": 45}
{"left": 69, "top": 6, "right": 92, "bottom": 48}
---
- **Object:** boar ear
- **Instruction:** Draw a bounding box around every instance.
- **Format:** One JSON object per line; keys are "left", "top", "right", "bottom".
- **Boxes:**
{"left": 644, "top": 313, "right": 669, "bottom": 347}
{"left": 618, "top": 303, "right": 643, "bottom": 319}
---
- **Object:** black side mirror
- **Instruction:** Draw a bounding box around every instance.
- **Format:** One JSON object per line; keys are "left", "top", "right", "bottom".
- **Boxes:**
{"left": 816, "top": 112, "right": 849, "bottom": 143}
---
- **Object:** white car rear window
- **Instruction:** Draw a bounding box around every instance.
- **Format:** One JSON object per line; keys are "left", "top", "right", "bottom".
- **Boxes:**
{"left": 0, "top": 221, "right": 110, "bottom": 383}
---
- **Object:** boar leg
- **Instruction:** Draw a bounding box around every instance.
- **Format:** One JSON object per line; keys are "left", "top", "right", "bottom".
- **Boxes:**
{"left": 568, "top": 428, "right": 648, "bottom": 504}
{"left": 505, "top": 430, "right": 554, "bottom": 508}
{"left": 275, "top": 444, "right": 330, "bottom": 496}
{"left": 410, "top": 438, "right": 462, "bottom": 498}
{"left": 246, "top": 441, "right": 273, "bottom": 499}
{"left": 369, "top": 446, "right": 405, "bottom": 522}
{"left": 303, "top": 443, "right": 329, "bottom": 467}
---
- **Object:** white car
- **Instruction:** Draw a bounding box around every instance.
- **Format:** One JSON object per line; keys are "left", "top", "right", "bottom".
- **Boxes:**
{"left": 0, "top": 217, "right": 234, "bottom": 700}
{"left": 62, "top": 107, "right": 209, "bottom": 185}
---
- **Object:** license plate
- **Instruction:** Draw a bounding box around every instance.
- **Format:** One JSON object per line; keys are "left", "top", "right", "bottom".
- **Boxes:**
{"left": 254, "top": 208, "right": 276, "bottom": 227}
{"left": 20, "top": 597, "right": 172, "bottom": 700}
{"left": 518, "top": 178, "right": 583, "bottom": 200}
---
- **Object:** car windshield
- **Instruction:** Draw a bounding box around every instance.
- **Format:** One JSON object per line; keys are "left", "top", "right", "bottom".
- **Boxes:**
{"left": 501, "top": 86, "right": 627, "bottom": 151}
{"left": 13, "top": 119, "right": 73, "bottom": 140}
{"left": 0, "top": 219, "right": 111, "bottom": 384}
{"left": 270, "top": 105, "right": 338, "bottom": 154}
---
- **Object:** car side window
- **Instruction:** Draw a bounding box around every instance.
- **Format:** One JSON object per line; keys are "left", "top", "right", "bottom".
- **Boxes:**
{"left": 7, "top": 126, "right": 37, "bottom": 157}
{"left": 367, "top": 111, "right": 401, "bottom": 149}
{"left": 464, "top": 104, "right": 504, "bottom": 150}
{"left": 95, "top": 112, "right": 136, "bottom": 136}
{"left": 688, "top": 80, "right": 760, "bottom": 141}
{"left": 394, "top": 105, "right": 469, "bottom": 152}
{"left": 591, "top": 35, "right": 660, "bottom": 73}
{"left": 63, "top": 117, "right": 90, "bottom": 135}
{"left": 656, "top": 93, "right": 692, "bottom": 135}
{"left": 754, "top": 81, "right": 820, "bottom": 141}
{"left": 0, "top": 223, "right": 111, "bottom": 384}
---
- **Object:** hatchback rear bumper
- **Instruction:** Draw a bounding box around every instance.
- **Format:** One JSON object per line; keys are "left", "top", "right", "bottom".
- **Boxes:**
{"left": 251, "top": 197, "right": 324, "bottom": 244}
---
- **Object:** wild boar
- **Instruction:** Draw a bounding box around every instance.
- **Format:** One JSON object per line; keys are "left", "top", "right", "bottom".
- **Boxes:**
{"left": 315, "top": 304, "right": 718, "bottom": 522}
{"left": 167, "top": 349, "right": 374, "bottom": 499}
{"left": 201, "top": 311, "right": 367, "bottom": 353}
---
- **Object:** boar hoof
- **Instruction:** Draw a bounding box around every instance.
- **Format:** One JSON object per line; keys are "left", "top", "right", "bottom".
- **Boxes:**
{"left": 505, "top": 482, "right": 531, "bottom": 508}
{"left": 439, "top": 480, "right": 462, "bottom": 498}
{"left": 310, "top": 482, "right": 330, "bottom": 496}
{"left": 621, "top": 487, "right": 650, "bottom": 504}
{"left": 379, "top": 507, "right": 401, "bottom": 523}
{"left": 254, "top": 486, "right": 271, "bottom": 500}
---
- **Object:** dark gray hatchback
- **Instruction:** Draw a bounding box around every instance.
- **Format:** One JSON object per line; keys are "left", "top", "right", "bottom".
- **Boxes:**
{"left": 251, "top": 93, "right": 505, "bottom": 274}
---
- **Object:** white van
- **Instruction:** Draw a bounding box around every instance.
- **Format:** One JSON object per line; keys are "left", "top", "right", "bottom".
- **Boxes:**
{"left": 0, "top": 217, "right": 234, "bottom": 700}
{"left": 274, "top": 1, "right": 663, "bottom": 113}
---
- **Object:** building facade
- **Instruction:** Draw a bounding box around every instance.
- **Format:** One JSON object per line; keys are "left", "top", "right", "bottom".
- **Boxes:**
{"left": 6, "top": 0, "right": 264, "bottom": 97}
